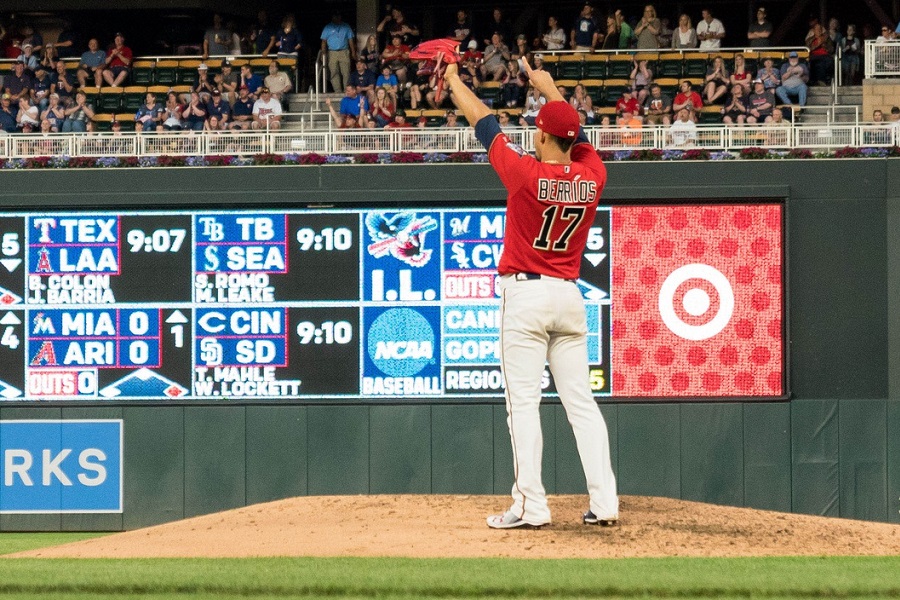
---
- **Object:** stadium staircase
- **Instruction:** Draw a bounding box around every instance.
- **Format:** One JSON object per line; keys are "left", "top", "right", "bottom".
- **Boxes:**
{"left": 798, "top": 84, "right": 863, "bottom": 124}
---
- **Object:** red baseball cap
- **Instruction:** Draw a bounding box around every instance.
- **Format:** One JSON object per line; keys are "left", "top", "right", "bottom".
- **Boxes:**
{"left": 535, "top": 100, "right": 580, "bottom": 140}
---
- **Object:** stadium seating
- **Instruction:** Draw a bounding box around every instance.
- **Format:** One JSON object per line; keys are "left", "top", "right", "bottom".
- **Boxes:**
{"left": 582, "top": 54, "right": 607, "bottom": 78}
{"left": 476, "top": 80, "right": 502, "bottom": 106}
{"left": 656, "top": 53, "right": 684, "bottom": 78}
{"left": 606, "top": 54, "right": 634, "bottom": 78}
{"left": 600, "top": 79, "right": 630, "bottom": 107}
{"left": 557, "top": 54, "right": 584, "bottom": 79}
{"left": 131, "top": 60, "right": 155, "bottom": 85}
{"left": 122, "top": 86, "right": 147, "bottom": 112}
{"left": 684, "top": 52, "right": 710, "bottom": 77}
{"left": 579, "top": 79, "right": 604, "bottom": 105}
{"left": 153, "top": 60, "right": 178, "bottom": 86}
{"left": 98, "top": 87, "right": 124, "bottom": 112}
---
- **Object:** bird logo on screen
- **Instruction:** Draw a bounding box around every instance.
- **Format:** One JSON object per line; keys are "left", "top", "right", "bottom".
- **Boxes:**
{"left": 365, "top": 212, "right": 438, "bottom": 267}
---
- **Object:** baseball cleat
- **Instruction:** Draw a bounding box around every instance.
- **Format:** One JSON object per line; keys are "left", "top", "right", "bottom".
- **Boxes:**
{"left": 583, "top": 510, "right": 619, "bottom": 526}
{"left": 486, "top": 511, "right": 548, "bottom": 529}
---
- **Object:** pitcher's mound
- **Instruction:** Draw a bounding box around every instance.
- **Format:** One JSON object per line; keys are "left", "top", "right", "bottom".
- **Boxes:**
{"left": 13, "top": 495, "right": 900, "bottom": 559}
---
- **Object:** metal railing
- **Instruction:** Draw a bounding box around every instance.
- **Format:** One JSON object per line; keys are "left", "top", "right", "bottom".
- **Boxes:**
{"left": 0, "top": 122, "right": 896, "bottom": 161}
{"left": 865, "top": 40, "right": 900, "bottom": 78}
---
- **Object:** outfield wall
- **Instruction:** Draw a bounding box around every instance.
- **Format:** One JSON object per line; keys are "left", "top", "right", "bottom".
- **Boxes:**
{"left": 0, "top": 159, "right": 897, "bottom": 530}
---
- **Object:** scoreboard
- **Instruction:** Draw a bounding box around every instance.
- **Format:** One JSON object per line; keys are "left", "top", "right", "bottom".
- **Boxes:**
{"left": 0, "top": 203, "right": 785, "bottom": 402}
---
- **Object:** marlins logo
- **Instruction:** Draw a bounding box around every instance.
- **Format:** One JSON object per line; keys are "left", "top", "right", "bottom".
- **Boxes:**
{"left": 365, "top": 212, "right": 438, "bottom": 267}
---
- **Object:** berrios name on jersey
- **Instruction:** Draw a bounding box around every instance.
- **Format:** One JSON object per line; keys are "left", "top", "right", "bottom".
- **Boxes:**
{"left": 537, "top": 177, "right": 598, "bottom": 204}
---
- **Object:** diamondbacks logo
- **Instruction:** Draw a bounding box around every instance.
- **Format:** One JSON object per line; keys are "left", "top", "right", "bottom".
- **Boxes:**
{"left": 365, "top": 212, "right": 438, "bottom": 267}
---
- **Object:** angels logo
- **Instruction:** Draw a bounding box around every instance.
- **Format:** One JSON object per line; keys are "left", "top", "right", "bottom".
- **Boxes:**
{"left": 365, "top": 212, "right": 438, "bottom": 267}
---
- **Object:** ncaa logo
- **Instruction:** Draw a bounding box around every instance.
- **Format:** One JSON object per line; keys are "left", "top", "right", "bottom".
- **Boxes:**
{"left": 367, "top": 308, "right": 435, "bottom": 377}
{"left": 658, "top": 264, "right": 734, "bottom": 340}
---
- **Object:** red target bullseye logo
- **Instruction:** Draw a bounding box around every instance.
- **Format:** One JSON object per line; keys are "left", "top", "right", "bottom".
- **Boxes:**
{"left": 658, "top": 264, "right": 734, "bottom": 340}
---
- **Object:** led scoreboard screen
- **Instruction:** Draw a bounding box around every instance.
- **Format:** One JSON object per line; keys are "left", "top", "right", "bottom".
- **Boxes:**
{"left": 0, "top": 204, "right": 784, "bottom": 402}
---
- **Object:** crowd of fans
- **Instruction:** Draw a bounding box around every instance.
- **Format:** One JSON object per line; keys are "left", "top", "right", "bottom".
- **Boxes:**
{"left": 0, "top": 3, "right": 896, "bottom": 137}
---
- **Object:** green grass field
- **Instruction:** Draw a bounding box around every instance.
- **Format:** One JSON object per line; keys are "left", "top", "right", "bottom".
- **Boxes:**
{"left": 0, "top": 533, "right": 899, "bottom": 599}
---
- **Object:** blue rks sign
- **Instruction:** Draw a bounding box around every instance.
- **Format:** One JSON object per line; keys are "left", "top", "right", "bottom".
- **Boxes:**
{"left": 0, "top": 420, "right": 122, "bottom": 513}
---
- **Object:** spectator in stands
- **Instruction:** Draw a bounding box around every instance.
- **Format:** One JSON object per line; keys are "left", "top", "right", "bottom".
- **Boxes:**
{"left": 381, "top": 7, "right": 420, "bottom": 47}
{"left": 442, "top": 110, "right": 460, "bottom": 128}
{"left": 251, "top": 87, "right": 282, "bottom": 130}
{"left": 630, "top": 59, "right": 654, "bottom": 104}
{"left": 4, "top": 62, "right": 33, "bottom": 109}
{"left": 54, "top": 21, "right": 80, "bottom": 59}
{"left": 349, "top": 59, "right": 377, "bottom": 105}
{"left": 159, "top": 91, "right": 185, "bottom": 131}
{"left": 617, "top": 109, "right": 643, "bottom": 145}
{"left": 890, "top": 106, "right": 900, "bottom": 130}
{"left": 361, "top": 36, "right": 380, "bottom": 74}
{"left": 672, "top": 14, "right": 698, "bottom": 49}
{"left": 182, "top": 91, "right": 208, "bottom": 131}
{"left": 19, "top": 24, "right": 43, "bottom": 54}
{"left": 275, "top": 14, "right": 302, "bottom": 59}
{"left": 863, "top": 109, "right": 891, "bottom": 144}
{"left": 570, "top": 83, "right": 595, "bottom": 123}
{"left": 240, "top": 64, "right": 263, "bottom": 97}
{"left": 496, "top": 110, "right": 515, "bottom": 131}
{"left": 747, "top": 7, "right": 773, "bottom": 47}
{"left": 667, "top": 108, "right": 697, "bottom": 146}
{"left": 77, "top": 38, "right": 105, "bottom": 88}
{"left": 484, "top": 8, "right": 514, "bottom": 50}
{"left": 376, "top": 65, "right": 400, "bottom": 106}
{"left": 381, "top": 34, "right": 411, "bottom": 85}
{"left": 615, "top": 10, "right": 636, "bottom": 48}
{"left": 230, "top": 85, "right": 254, "bottom": 129}
{"left": 731, "top": 53, "right": 752, "bottom": 95}
{"left": 512, "top": 34, "right": 532, "bottom": 65}
{"left": 265, "top": 60, "right": 293, "bottom": 102}
{"left": 102, "top": 33, "right": 132, "bottom": 88}
{"left": 370, "top": 86, "right": 395, "bottom": 127}
{"left": 721, "top": 84, "right": 749, "bottom": 125}
{"left": 134, "top": 92, "right": 163, "bottom": 133}
{"left": 542, "top": 16, "right": 567, "bottom": 51}
{"left": 519, "top": 87, "right": 544, "bottom": 125}
{"left": 746, "top": 79, "right": 776, "bottom": 124}
{"left": 828, "top": 18, "right": 843, "bottom": 48}
{"left": 643, "top": 83, "right": 672, "bottom": 125}
{"left": 448, "top": 10, "right": 474, "bottom": 45}
{"left": 841, "top": 25, "right": 861, "bottom": 85}
{"left": 17, "top": 43, "right": 40, "bottom": 74}
{"left": 673, "top": 79, "right": 702, "bottom": 122}
{"left": 501, "top": 59, "right": 526, "bottom": 108}
{"left": 32, "top": 67, "right": 51, "bottom": 111}
{"left": 658, "top": 17, "right": 674, "bottom": 48}
{"left": 206, "top": 89, "right": 231, "bottom": 129}
{"left": 325, "top": 96, "right": 367, "bottom": 128}
{"left": 615, "top": 88, "right": 641, "bottom": 121}
{"left": 385, "top": 108, "right": 412, "bottom": 129}
{"left": 425, "top": 66, "right": 451, "bottom": 109}
{"left": 340, "top": 84, "right": 369, "bottom": 118}
{"left": 408, "top": 60, "right": 432, "bottom": 110}
{"left": 635, "top": 5, "right": 661, "bottom": 49}
{"left": 696, "top": 8, "right": 725, "bottom": 50}
{"left": 202, "top": 14, "right": 231, "bottom": 59}
{"left": 481, "top": 33, "right": 510, "bottom": 81}
{"left": 214, "top": 62, "right": 239, "bottom": 104}
{"left": 193, "top": 63, "right": 216, "bottom": 101}
{"left": 0, "top": 94, "right": 16, "bottom": 133}
{"left": 462, "top": 40, "right": 482, "bottom": 64}
{"left": 251, "top": 11, "right": 276, "bottom": 55}
{"left": 757, "top": 57, "right": 781, "bottom": 91}
{"left": 16, "top": 97, "right": 40, "bottom": 132}
{"left": 776, "top": 51, "right": 809, "bottom": 106}
{"left": 41, "top": 93, "right": 65, "bottom": 132}
{"left": 456, "top": 57, "right": 481, "bottom": 92}
{"left": 321, "top": 11, "right": 357, "bottom": 94}
{"left": 571, "top": 3, "right": 600, "bottom": 51}
{"left": 600, "top": 14, "right": 619, "bottom": 50}
{"left": 704, "top": 56, "right": 730, "bottom": 104}
{"left": 61, "top": 90, "right": 95, "bottom": 132}
{"left": 50, "top": 61, "right": 76, "bottom": 108}
{"left": 807, "top": 23, "right": 835, "bottom": 85}
{"left": 40, "top": 44, "right": 58, "bottom": 72}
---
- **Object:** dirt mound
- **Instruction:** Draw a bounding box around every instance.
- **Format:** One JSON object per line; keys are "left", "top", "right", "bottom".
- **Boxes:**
{"left": 12, "top": 495, "right": 900, "bottom": 559}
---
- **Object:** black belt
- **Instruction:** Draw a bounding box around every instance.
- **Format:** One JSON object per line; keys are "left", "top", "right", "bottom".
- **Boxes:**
{"left": 514, "top": 272, "right": 576, "bottom": 283}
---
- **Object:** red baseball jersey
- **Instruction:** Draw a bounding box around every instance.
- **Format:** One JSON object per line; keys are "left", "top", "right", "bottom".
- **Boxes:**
{"left": 488, "top": 134, "right": 606, "bottom": 280}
